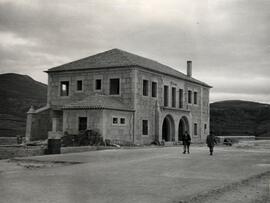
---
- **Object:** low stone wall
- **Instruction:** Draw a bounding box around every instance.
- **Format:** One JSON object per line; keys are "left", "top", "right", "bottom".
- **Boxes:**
{"left": 61, "top": 146, "right": 116, "bottom": 154}
{"left": 217, "top": 136, "right": 255, "bottom": 144}
{"left": 0, "top": 146, "right": 45, "bottom": 160}
{"left": 0, "top": 137, "right": 17, "bottom": 145}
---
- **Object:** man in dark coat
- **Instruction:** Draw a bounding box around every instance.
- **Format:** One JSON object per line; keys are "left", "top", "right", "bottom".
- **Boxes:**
{"left": 206, "top": 133, "right": 217, "bottom": 155}
{"left": 182, "top": 131, "right": 191, "bottom": 154}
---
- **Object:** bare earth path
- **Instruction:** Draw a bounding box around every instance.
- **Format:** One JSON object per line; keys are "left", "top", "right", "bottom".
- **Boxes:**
{"left": 0, "top": 146, "right": 270, "bottom": 203}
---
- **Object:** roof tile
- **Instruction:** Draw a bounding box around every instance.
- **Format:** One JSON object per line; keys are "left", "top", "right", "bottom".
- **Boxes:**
{"left": 47, "top": 48, "right": 211, "bottom": 87}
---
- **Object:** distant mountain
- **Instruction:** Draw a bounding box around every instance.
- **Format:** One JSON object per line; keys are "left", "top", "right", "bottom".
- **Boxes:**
{"left": 0, "top": 73, "right": 47, "bottom": 137}
{"left": 210, "top": 100, "right": 270, "bottom": 138}
{"left": 1, "top": 74, "right": 270, "bottom": 139}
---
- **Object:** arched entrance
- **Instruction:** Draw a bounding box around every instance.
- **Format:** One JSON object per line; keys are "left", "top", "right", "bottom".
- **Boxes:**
{"left": 178, "top": 116, "right": 189, "bottom": 141}
{"left": 162, "top": 115, "right": 175, "bottom": 141}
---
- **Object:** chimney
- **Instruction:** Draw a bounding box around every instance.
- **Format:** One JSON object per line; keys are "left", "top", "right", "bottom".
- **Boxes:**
{"left": 187, "top": 61, "right": 192, "bottom": 77}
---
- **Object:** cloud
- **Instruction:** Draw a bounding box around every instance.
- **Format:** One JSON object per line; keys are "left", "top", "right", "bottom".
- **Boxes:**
{"left": 0, "top": 0, "right": 269, "bottom": 103}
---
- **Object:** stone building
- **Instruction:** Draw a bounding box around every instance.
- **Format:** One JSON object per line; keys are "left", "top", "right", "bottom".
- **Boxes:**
{"left": 25, "top": 49, "right": 211, "bottom": 144}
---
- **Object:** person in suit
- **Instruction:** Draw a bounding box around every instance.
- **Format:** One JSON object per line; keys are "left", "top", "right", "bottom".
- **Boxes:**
{"left": 182, "top": 131, "right": 191, "bottom": 154}
{"left": 206, "top": 133, "right": 217, "bottom": 155}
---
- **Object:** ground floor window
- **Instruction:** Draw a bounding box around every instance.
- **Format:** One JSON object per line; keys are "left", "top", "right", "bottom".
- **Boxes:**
{"left": 194, "top": 123, "right": 198, "bottom": 136}
{"left": 79, "top": 117, "right": 87, "bottom": 131}
{"left": 112, "top": 116, "right": 126, "bottom": 126}
{"left": 142, "top": 120, "right": 148, "bottom": 135}
{"left": 120, "top": 118, "right": 126, "bottom": 125}
{"left": 112, "top": 117, "right": 118, "bottom": 125}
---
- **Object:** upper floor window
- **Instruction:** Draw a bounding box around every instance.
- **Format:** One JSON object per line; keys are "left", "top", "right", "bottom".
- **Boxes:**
{"left": 188, "top": 90, "right": 192, "bottom": 104}
{"left": 60, "top": 81, "right": 69, "bottom": 96}
{"left": 164, "top": 85, "right": 169, "bottom": 107}
{"left": 142, "top": 120, "right": 148, "bottom": 135}
{"left": 110, "top": 78, "right": 120, "bottom": 95}
{"left": 194, "top": 91, "right": 198, "bottom": 105}
{"left": 152, "top": 82, "right": 157, "bottom": 98}
{"left": 143, "top": 80, "right": 149, "bottom": 96}
{"left": 77, "top": 80, "right": 83, "bottom": 91}
{"left": 171, "top": 87, "right": 176, "bottom": 107}
{"left": 95, "top": 79, "right": 102, "bottom": 91}
{"left": 179, "top": 89, "right": 183, "bottom": 108}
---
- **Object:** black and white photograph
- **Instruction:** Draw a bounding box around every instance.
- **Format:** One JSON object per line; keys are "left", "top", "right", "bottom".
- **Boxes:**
{"left": 0, "top": 0, "right": 269, "bottom": 202}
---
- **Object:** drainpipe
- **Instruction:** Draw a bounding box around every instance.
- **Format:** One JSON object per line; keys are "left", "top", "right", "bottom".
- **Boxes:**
{"left": 132, "top": 111, "right": 135, "bottom": 144}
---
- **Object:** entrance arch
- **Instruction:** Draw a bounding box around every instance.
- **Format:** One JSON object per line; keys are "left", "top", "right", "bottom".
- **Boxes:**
{"left": 178, "top": 116, "right": 189, "bottom": 141}
{"left": 162, "top": 115, "right": 175, "bottom": 141}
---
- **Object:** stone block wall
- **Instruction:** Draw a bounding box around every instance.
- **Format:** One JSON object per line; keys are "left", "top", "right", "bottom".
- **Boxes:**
{"left": 25, "top": 108, "right": 52, "bottom": 141}
{"left": 103, "top": 109, "right": 133, "bottom": 143}
{"left": 134, "top": 68, "right": 210, "bottom": 144}
{"left": 48, "top": 68, "right": 135, "bottom": 109}
{"left": 63, "top": 109, "right": 103, "bottom": 135}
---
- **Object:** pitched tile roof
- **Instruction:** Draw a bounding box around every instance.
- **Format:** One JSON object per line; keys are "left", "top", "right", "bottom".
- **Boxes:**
{"left": 62, "top": 94, "right": 134, "bottom": 111}
{"left": 47, "top": 48, "right": 211, "bottom": 87}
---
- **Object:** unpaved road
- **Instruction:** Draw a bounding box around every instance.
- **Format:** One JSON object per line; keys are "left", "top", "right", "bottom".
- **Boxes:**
{"left": 0, "top": 146, "right": 270, "bottom": 203}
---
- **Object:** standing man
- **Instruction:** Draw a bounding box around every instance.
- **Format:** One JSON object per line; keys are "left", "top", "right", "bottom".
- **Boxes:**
{"left": 206, "top": 133, "right": 217, "bottom": 155}
{"left": 182, "top": 131, "right": 191, "bottom": 154}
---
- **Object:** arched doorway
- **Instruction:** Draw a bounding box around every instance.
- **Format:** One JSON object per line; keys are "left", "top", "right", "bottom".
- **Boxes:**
{"left": 178, "top": 116, "right": 189, "bottom": 141}
{"left": 162, "top": 115, "right": 175, "bottom": 141}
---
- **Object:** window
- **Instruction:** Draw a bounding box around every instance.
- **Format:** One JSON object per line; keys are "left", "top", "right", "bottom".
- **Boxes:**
{"left": 152, "top": 82, "right": 157, "bottom": 98}
{"left": 194, "top": 123, "right": 198, "bottom": 136}
{"left": 171, "top": 87, "right": 176, "bottom": 107}
{"left": 60, "top": 81, "right": 69, "bottom": 96}
{"left": 120, "top": 118, "right": 126, "bottom": 125}
{"left": 110, "top": 78, "right": 120, "bottom": 95}
{"left": 142, "top": 120, "right": 148, "bottom": 135}
{"left": 77, "top": 80, "right": 82, "bottom": 91}
{"left": 179, "top": 89, "right": 183, "bottom": 108}
{"left": 204, "top": 124, "right": 207, "bottom": 134}
{"left": 164, "top": 85, "right": 169, "bottom": 107}
{"left": 194, "top": 92, "right": 198, "bottom": 105}
{"left": 78, "top": 117, "right": 87, "bottom": 131}
{"left": 95, "top": 79, "right": 102, "bottom": 90}
{"left": 112, "top": 117, "right": 118, "bottom": 125}
{"left": 188, "top": 90, "right": 192, "bottom": 104}
{"left": 143, "top": 80, "right": 149, "bottom": 96}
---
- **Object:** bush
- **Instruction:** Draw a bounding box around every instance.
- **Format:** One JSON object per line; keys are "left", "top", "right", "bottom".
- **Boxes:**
{"left": 61, "top": 130, "right": 104, "bottom": 147}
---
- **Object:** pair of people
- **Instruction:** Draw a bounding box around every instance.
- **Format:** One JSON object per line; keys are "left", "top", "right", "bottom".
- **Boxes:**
{"left": 182, "top": 131, "right": 217, "bottom": 155}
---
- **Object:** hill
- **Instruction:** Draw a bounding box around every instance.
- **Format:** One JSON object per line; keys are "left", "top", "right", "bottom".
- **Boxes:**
{"left": 210, "top": 100, "right": 270, "bottom": 138}
{"left": 0, "top": 73, "right": 47, "bottom": 137}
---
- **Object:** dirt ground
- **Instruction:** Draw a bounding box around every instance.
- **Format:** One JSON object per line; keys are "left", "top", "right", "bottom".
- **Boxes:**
{"left": 181, "top": 171, "right": 270, "bottom": 203}
{"left": 0, "top": 144, "right": 270, "bottom": 203}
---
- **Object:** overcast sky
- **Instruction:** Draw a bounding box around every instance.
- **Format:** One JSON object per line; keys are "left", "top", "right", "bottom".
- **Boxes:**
{"left": 0, "top": 0, "right": 269, "bottom": 103}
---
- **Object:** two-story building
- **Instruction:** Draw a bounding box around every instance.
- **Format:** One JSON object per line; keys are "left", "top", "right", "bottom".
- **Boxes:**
{"left": 25, "top": 48, "right": 211, "bottom": 144}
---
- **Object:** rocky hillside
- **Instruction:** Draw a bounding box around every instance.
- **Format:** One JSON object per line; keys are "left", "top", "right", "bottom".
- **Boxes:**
{"left": 0, "top": 73, "right": 47, "bottom": 137}
{"left": 1, "top": 74, "right": 270, "bottom": 139}
{"left": 210, "top": 100, "right": 270, "bottom": 138}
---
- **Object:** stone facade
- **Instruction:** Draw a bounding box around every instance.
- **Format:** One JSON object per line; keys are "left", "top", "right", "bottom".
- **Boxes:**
{"left": 25, "top": 49, "right": 211, "bottom": 144}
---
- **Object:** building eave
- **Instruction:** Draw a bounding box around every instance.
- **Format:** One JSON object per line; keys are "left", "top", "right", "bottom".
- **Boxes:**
{"left": 45, "top": 65, "right": 212, "bottom": 88}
